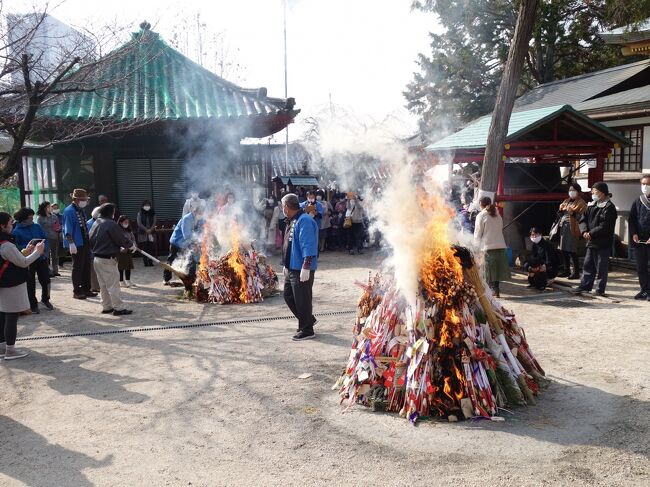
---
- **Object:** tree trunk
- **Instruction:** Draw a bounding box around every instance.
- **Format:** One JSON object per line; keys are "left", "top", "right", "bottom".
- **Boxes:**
{"left": 0, "top": 93, "right": 41, "bottom": 183}
{"left": 480, "top": 0, "right": 539, "bottom": 197}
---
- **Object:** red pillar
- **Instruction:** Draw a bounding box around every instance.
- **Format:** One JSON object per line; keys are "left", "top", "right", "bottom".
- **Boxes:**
{"left": 496, "top": 156, "right": 506, "bottom": 198}
{"left": 588, "top": 154, "right": 605, "bottom": 188}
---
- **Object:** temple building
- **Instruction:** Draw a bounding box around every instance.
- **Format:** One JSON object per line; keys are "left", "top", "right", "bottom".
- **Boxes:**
{"left": 21, "top": 22, "right": 299, "bottom": 221}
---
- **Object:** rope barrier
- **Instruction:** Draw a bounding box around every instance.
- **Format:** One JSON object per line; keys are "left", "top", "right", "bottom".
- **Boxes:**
{"left": 17, "top": 309, "right": 357, "bottom": 342}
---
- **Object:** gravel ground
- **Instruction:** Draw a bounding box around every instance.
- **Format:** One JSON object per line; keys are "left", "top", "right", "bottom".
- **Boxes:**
{"left": 0, "top": 251, "right": 648, "bottom": 486}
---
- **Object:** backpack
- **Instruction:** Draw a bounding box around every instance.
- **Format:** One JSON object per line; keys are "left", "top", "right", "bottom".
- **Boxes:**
{"left": 0, "top": 241, "right": 29, "bottom": 288}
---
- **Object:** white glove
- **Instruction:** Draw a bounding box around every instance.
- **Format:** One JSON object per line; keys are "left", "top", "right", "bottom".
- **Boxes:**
{"left": 130, "top": 244, "right": 138, "bottom": 253}
{"left": 282, "top": 266, "right": 288, "bottom": 277}
{"left": 69, "top": 243, "right": 77, "bottom": 255}
{"left": 300, "top": 268, "right": 310, "bottom": 282}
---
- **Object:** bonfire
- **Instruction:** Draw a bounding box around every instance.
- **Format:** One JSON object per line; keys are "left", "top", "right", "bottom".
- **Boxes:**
{"left": 334, "top": 191, "right": 546, "bottom": 423}
{"left": 194, "top": 224, "right": 278, "bottom": 304}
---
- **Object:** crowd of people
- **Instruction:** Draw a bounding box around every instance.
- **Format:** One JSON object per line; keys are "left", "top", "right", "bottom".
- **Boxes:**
{"left": 261, "top": 187, "right": 374, "bottom": 256}
{"left": 472, "top": 176, "right": 650, "bottom": 301}
{"left": 2, "top": 175, "right": 649, "bottom": 358}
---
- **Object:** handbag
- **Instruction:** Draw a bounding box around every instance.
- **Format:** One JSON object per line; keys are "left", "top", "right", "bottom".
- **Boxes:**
{"left": 548, "top": 217, "right": 561, "bottom": 243}
{"left": 343, "top": 217, "right": 353, "bottom": 229}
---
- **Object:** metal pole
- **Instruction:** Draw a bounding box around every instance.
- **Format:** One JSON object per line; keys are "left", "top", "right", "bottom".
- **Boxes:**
{"left": 283, "top": 0, "right": 289, "bottom": 176}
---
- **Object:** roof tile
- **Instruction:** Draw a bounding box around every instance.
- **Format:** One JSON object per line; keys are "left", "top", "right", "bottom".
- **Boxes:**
{"left": 38, "top": 26, "right": 290, "bottom": 122}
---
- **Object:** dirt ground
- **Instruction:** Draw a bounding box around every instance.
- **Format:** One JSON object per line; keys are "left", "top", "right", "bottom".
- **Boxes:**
{"left": 0, "top": 250, "right": 648, "bottom": 487}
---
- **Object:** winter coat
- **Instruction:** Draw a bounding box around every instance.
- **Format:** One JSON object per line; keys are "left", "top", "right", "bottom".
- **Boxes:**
{"left": 12, "top": 223, "right": 48, "bottom": 261}
{"left": 629, "top": 195, "right": 650, "bottom": 243}
{"left": 558, "top": 197, "right": 587, "bottom": 238}
{"left": 136, "top": 209, "right": 157, "bottom": 244}
{"left": 37, "top": 214, "right": 61, "bottom": 240}
{"left": 473, "top": 209, "right": 507, "bottom": 251}
{"left": 578, "top": 199, "right": 617, "bottom": 250}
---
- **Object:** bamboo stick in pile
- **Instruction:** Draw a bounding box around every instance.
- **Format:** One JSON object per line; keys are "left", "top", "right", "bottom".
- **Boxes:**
{"left": 464, "top": 264, "right": 536, "bottom": 405}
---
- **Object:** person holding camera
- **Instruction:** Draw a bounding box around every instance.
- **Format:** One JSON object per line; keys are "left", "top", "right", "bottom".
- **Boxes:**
{"left": 0, "top": 212, "right": 45, "bottom": 360}
{"left": 12, "top": 207, "right": 53, "bottom": 313}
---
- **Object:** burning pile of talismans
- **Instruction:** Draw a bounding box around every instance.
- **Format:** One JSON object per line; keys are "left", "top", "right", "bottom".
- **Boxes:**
{"left": 334, "top": 244, "right": 547, "bottom": 423}
{"left": 195, "top": 244, "right": 278, "bottom": 304}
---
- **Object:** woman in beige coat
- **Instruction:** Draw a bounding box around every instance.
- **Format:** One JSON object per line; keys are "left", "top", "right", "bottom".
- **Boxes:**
{"left": 0, "top": 211, "right": 45, "bottom": 360}
{"left": 474, "top": 197, "right": 511, "bottom": 297}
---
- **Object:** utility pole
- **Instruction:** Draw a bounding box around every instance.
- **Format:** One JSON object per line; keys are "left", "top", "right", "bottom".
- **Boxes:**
{"left": 480, "top": 0, "right": 539, "bottom": 199}
{"left": 283, "top": 0, "right": 289, "bottom": 176}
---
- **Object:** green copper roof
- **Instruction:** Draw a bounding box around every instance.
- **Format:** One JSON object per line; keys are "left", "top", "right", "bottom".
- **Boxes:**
{"left": 426, "top": 105, "right": 630, "bottom": 152}
{"left": 38, "top": 24, "right": 294, "bottom": 123}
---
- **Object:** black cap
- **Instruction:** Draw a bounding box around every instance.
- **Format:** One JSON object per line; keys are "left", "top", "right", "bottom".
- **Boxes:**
{"left": 592, "top": 182, "right": 610, "bottom": 196}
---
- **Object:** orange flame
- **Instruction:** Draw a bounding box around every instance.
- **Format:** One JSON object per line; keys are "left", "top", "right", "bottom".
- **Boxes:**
{"left": 417, "top": 191, "right": 464, "bottom": 301}
{"left": 227, "top": 224, "right": 250, "bottom": 303}
{"left": 198, "top": 220, "right": 211, "bottom": 283}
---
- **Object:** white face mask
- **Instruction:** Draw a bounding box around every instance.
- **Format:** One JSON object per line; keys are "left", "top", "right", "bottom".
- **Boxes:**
{"left": 568, "top": 190, "right": 578, "bottom": 199}
{"left": 52, "top": 209, "right": 60, "bottom": 214}
{"left": 531, "top": 235, "right": 542, "bottom": 244}
{"left": 308, "top": 198, "right": 315, "bottom": 203}
{"left": 78, "top": 201, "right": 88, "bottom": 208}
{"left": 121, "top": 223, "right": 130, "bottom": 229}
{"left": 642, "top": 184, "right": 650, "bottom": 195}
{"left": 143, "top": 206, "right": 151, "bottom": 211}
{"left": 591, "top": 193, "right": 600, "bottom": 202}
{"left": 316, "top": 196, "right": 322, "bottom": 201}
{"left": 282, "top": 207, "right": 289, "bottom": 218}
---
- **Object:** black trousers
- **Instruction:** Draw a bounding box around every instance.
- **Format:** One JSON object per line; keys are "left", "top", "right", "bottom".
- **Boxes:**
{"left": 0, "top": 312, "right": 19, "bottom": 346}
{"left": 164, "top": 244, "right": 181, "bottom": 283}
{"left": 283, "top": 269, "right": 316, "bottom": 332}
{"left": 119, "top": 269, "right": 131, "bottom": 281}
{"left": 27, "top": 259, "right": 50, "bottom": 307}
{"left": 164, "top": 244, "right": 196, "bottom": 286}
{"left": 528, "top": 271, "right": 548, "bottom": 290}
{"left": 562, "top": 251, "right": 580, "bottom": 276}
{"left": 71, "top": 243, "right": 92, "bottom": 294}
{"left": 140, "top": 240, "right": 155, "bottom": 266}
{"left": 346, "top": 222, "right": 364, "bottom": 252}
{"left": 580, "top": 247, "right": 610, "bottom": 293}
{"left": 634, "top": 243, "right": 650, "bottom": 292}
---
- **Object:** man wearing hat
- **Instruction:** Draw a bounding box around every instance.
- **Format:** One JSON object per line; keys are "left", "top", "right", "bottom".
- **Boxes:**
{"left": 576, "top": 182, "right": 618, "bottom": 296}
{"left": 63, "top": 189, "right": 97, "bottom": 300}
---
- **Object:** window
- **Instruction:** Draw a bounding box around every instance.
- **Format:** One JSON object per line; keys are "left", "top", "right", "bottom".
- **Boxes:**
{"left": 22, "top": 155, "right": 59, "bottom": 208}
{"left": 606, "top": 127, "right": 643, "bottom": 172}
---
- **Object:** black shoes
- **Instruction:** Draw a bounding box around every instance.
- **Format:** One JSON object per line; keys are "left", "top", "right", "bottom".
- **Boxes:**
{"left": 568, "top": 273, "right": 580, "bottom": 280}
{"left": 113, "top": 309, "right": 133, "bottom": 316}
{"left": 30, "top": 306, "right": 40, "bottom": 314}
{"left": 634, "top": 290, "right": 648, "bottom": 300}
{"left": 292, "top": 329, "right": 315, "bottom": 341}
{"left": 41, "top": 300, "right": 54, "bottom": 311}
{"left": 84, "top": 291, "right": 98, "bottom": 298}
{"left": 101, "top": 308, "right": 114, "bottom": 314}
{"left": 73, "top": 293, "right": 87, "bottom": 300}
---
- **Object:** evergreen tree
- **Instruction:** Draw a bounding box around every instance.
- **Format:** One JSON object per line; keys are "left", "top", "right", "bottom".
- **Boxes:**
{"left": 405, "top": 0, "right": 636, "bottom": 135}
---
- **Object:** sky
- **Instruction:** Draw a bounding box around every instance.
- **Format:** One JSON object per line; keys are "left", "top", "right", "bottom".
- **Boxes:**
{"left": 12, "top": 0, "right": 439, "bottom": 140}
